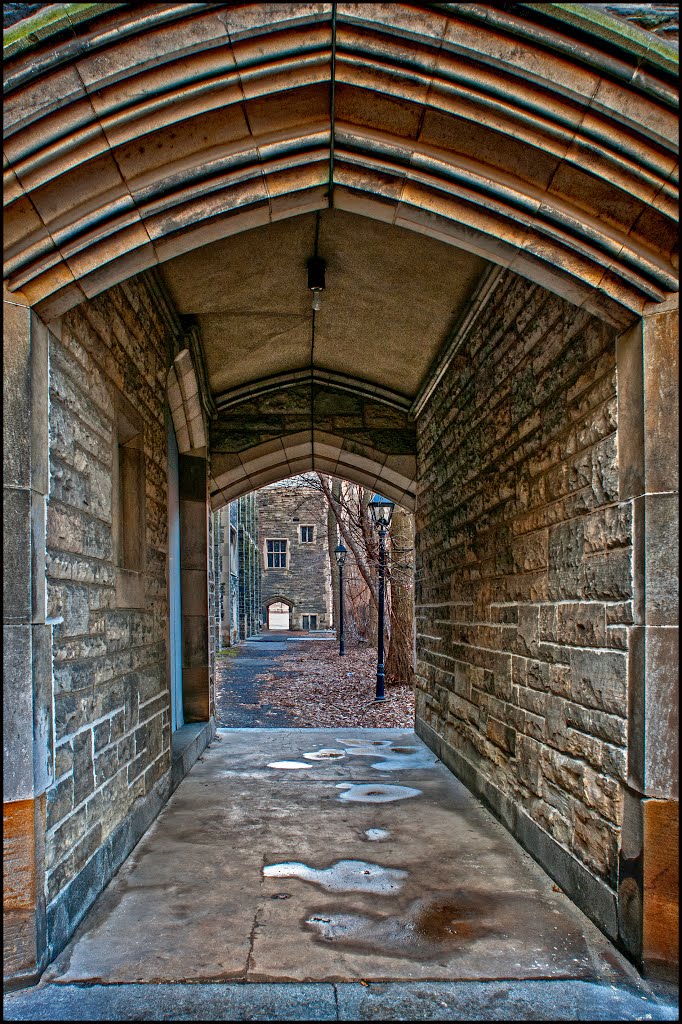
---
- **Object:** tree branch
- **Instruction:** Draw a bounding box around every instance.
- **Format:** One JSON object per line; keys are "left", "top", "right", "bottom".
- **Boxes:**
{"left": 317, "top": 474, "right": 378, "bottom": 607}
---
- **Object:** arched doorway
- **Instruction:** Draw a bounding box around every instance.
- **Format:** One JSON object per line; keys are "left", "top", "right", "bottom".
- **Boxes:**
{"left": 267, "top": 600, "right": 291, "bottom": 631}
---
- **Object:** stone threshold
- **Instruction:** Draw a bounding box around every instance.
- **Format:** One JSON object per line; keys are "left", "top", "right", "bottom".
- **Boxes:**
{"left": 41, "top": 720, "right": 216, "bottom": 986}
{"left": 3, "top": 979, "right": 678, "bottom": 1021}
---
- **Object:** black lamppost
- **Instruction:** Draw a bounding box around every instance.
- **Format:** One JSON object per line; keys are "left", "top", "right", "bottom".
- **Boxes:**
{"left": 334, "top": 543, "right": 347, "bottom": 656}
{"left": 368, "top": 493, "right": 395, "bottom": 702}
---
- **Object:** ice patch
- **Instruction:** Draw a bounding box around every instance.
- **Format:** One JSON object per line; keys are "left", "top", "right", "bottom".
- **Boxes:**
{"left": 365, "top": 828, "right": 391, "bottom": 841}
{"left": 263, "top": 859, "right": 407, "bottom": 893}
{"left": 337, "top": 783, "right": 422, "bottom": 803}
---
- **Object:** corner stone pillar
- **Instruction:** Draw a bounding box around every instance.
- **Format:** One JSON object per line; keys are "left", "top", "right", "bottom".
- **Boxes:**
{"left": 3, "top": 290, "right": 52, "bottom": 986}
{"left": 616, "top": 296, "right": 679, "bottom": 979}
{"left": 179, "top": 453, "right": 211, "bottom": 721}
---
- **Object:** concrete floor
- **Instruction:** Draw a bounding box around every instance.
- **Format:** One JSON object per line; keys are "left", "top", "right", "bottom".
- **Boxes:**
{"left": 7, "top": 729, "right": 678, "bottom": 1020}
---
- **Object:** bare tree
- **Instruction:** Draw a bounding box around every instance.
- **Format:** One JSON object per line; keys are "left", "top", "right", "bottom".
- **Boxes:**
{"left": 327, "top": 478, "right": 341, "bottom": 638}
{"left": 316, "top": 473, "right": 414, "bottom": 685}
{"left": 385, "top": 505, "right": 414, "bottom": 685}
{"left": 317, "top": 474, "right": 377, "bottom": 603}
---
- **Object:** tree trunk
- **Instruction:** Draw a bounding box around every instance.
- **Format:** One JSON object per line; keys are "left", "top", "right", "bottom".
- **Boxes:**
{"left": 327, "top": 478, "right": 341, "bottom": 638}
{"left": 385, "top": 507, "right": 414, "bottom": 686}
{"left": 360, "top": 488, "right": 379, "bottom": 645}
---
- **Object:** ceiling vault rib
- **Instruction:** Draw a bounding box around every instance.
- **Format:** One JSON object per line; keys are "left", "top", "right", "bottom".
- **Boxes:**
{"left": 213, "top": 370, "right": 413, "bottom": 415}
{"left": 411, "top": 264, "right": 506, "bottom": 420}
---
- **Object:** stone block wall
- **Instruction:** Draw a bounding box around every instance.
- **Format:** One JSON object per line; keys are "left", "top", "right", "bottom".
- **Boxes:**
{"left": 44, "top": 275, "right": 174, "bottom": 908}
{"left": 415, "top": 270, "right": 627, "bottom": 899}
{"left": 258, "top": 480, "right": 332, "bottom": 630}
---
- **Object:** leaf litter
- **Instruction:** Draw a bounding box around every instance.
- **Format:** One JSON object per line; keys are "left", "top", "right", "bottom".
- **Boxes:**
{"left": 224, "top": 640, "right": 415, "bottom": 728}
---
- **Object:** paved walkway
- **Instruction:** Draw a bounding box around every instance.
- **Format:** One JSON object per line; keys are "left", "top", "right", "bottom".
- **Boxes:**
{"left": 215, "top": 638, "right": 299, "bottom": 728}
{"left": 215, "top": 633, "right": 336, "bottom": 728}
{"left": 5, "top": 729, "right": 678, "bottom": 1021}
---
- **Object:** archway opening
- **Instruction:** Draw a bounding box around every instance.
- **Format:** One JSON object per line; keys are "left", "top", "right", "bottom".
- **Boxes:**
{"left": 212, "top": 472, "right": 416, "bottom": 732}
{"left": 267, "top": 601, "right": 290, "bottom": 631}
{"left": 3, "top": 0, "right": 677, "bottom": 990}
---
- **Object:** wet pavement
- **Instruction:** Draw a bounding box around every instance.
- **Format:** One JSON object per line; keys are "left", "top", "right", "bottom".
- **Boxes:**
{"left": 6, "top": 728, "right": 678, "bottom": 1021}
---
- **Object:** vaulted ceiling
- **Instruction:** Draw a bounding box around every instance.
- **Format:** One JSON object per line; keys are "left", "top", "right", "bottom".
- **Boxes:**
{"left": 3, "top": 3, "right": 678, "bottom": 507}
{"left": 161, "top": 208, "right": 486, "bottom": 407}
{"left": 4, "top": 2, "right": 678, "bottom": 327}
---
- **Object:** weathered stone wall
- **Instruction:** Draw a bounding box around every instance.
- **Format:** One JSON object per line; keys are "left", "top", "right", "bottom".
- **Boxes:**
{"left": 44, "top": 275, "right": 174, "bottom": 907}
{"left": 258, "top": 481, "right": 332, "bottom": 630}
{"left": 415, "top": 270, "right": 627, "bottom": 898}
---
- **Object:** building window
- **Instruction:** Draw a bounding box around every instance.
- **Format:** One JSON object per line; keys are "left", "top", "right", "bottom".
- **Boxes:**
{"left": 302, "top": 614, "right": 317, "bottom": 630}
{"left": 300, "top": 525, "right": 314, "bottom": 543}
{"left": 266, "top": 539, "right": 287, "bottom": 569}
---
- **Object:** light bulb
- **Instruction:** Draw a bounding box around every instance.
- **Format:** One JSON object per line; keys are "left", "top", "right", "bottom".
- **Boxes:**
{"left": 311, "top": 290, "right": 322, "bottom": 311}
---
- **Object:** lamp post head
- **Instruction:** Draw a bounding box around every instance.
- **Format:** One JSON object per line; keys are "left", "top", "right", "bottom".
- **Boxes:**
{"left": 334, "top": 543, "right": 347, "bottom": 567}
{"left": 307, "top": 256, "right": 326, "bottom": 311}
{"left": 368, "top": 493, "right": 395, "bottom": 532}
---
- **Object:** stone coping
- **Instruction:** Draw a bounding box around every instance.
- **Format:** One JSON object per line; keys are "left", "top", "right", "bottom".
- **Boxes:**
{"left": 3, "top": 2, "right": 677, "bottom": 78}
{"left": 3, "top": 979, "right": 679, "bottom": 1021}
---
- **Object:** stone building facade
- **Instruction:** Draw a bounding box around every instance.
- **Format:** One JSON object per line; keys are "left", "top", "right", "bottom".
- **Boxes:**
{"left": 237, "top": 494, "right": 262, "bottom": 639}
{"left": 212, "top": 497, "right": 262, "bottom": 646}
{"left": 258, "top": 480, "right": 332, "bottom": 631}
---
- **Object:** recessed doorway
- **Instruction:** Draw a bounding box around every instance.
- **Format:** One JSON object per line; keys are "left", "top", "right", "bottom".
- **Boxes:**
{"left": 268, "top": 601, "right": 290, "bottom": 630}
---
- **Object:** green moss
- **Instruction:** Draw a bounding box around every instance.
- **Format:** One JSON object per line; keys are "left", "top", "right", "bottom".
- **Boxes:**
{"left": 217, "top": 647, "right": 240, "bottom": 660}
{"left": 3, "top": 2, "right": 125, "bottom": 53}
{"left": 535, "top": 3, "right": 678, "bottom": 68}
{"left": 4, "top": 7, "right": 71, "bottom": 49}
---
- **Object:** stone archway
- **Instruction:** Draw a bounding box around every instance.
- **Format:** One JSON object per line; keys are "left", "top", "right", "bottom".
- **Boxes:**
{"left": 3, "top": 3, "right": 677, "bottom": 328}
{"left": 3, "top": 1, "right": 678, "bottom": 988}
{"left": 265, "top": 597, "right": 294, "bottom": 631}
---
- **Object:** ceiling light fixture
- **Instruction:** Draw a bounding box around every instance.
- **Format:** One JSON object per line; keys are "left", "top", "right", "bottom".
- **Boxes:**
{"left": 307, "top": 256, "right": 326, "bottom": 312}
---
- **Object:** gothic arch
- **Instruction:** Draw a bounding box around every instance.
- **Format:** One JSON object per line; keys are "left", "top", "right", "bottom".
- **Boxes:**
{"left": 264, "top": 596, "right": 295, "bottom": 610}
{"left": 210, "top": 431, "right": 416, "bottom": 511}
{"left": 3, "top": 3, "right": 678, "bottom": 329}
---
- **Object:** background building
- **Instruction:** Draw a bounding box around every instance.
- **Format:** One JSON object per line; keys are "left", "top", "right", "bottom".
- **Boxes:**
{"left": 213, "top": 496, "right": 261, "bottom": 645}
{"left": 258, "top": 478, "right": 332, "bottom": 631}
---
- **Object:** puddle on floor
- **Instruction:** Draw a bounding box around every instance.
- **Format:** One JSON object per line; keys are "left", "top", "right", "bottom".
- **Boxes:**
{"left": 267, "top": 761, "right": 310, "bottom": 770}
{"left": 371, "top": 752, "right": 436, "bottom": 772}
{"left": 303, "top": 749, "right": 347, "bottom": 761}
{"left": 364, "top": 828, "right": 391, "bottom": 841}
{"left": 341, "top": 744, "right": 436, "bottom": 772}
{"left": 336, "top": 783, "right": 422, "bottom": 803}
{"left": 263, "top": 859, "right": 407, "bottom": 893}
{"left": 305, "top": 890, "right": 489, "bottom": 960}
{"left": 340, "top": 739, "right": 394, "bottom": 748}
